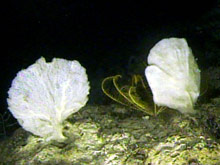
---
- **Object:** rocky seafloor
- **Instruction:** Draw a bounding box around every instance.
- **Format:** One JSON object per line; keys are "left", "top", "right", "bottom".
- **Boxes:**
{"left": 1, "top": 99, "right": 220, "bottom": 165}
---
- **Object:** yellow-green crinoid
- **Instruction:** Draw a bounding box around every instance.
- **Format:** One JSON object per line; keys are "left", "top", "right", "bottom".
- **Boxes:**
{"left": 101, "top": 74, "right": 166, "bottom": 116}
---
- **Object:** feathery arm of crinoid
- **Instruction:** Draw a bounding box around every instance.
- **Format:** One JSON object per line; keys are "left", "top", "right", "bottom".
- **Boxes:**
{"left": 101, "top": 75, "right": 140, "bottom": 110}
{"left": 102, "top": 74, "right": 166, "bottom": 116}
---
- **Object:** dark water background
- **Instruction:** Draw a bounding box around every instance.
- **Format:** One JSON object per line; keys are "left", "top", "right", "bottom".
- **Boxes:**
{"left": 0, "top": 0, "right": 219, "bottom": 138}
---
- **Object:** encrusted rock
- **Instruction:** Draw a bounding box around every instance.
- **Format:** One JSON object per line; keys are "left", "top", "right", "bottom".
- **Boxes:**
{"left": 1, "top": 104, "right": 220, "bottom": 164}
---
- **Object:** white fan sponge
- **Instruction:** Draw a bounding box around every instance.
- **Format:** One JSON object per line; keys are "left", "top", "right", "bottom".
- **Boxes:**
{"left": 7, "top": 57, "right": 90, "bottom": 141}
{"left": 145, "top": 38, "right": 200, "bottom": 114}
